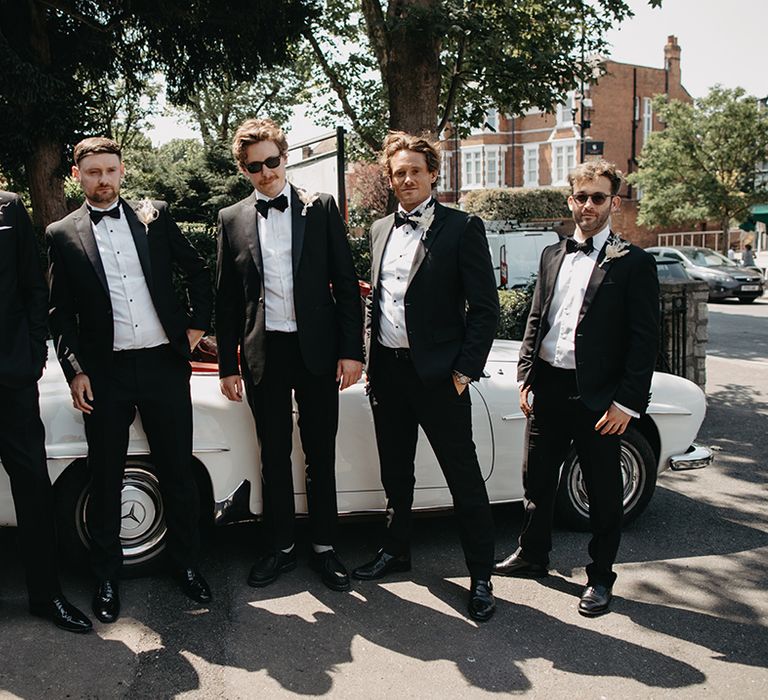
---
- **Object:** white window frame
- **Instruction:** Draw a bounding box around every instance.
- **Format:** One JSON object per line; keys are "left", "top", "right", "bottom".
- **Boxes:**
{"left": 438, "top": 151, "right": 453, "bottom": 192}
{"left": 643, "top": 97, "right": 653, "bottom": 140}
{"left": 461, "top": 147, "right": 483, "bottom": 189}
{"left": 484, "top": 145, "right": 500, "bottom": 187}
{"left": 523, "top": 144, "right": 539, "bottom": 188}
{"left": 551, "top": 140, "right": 577, "bottom": 185}
{"left": 556, "top": 92, "right": 575, "bottom": 127}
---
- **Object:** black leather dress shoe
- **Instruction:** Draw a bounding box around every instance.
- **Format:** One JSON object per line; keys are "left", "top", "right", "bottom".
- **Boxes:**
{"left": 468, "top": 579, "right": 496, "bottom": 622}
{"left": 578, "top": 583, "right": 613, "bottom": 617}
{"left": 493, "top": 552, "right": 548, "bottom": 578}
{"left": 92, "top": 580, "right": 120, "bottom": 623}
{"left": 176, "top": 568, "right": 212, "bottom": 604}
{"left": 30, "top": 596, "right": 93, "bottom": 633}
{"left": 352, "top": 549, "right": 411, "bottom": 581}
{"left": 312, "top": 550, "right": 351, "bottom": 592}
{"left": 247, "top": 550, "right": 297, "bottom": 588}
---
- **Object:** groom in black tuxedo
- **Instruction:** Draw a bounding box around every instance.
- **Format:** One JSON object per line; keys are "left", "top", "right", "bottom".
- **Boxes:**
{"left": 351, "top": 132, "right": 500, "bottom": 622}
{"left": 0, "top": 191, "right": 91, "bottom": 632}
{"left": 47, "top": 137, "right": 214, "bottom": 623}
{"left": 216, "top": 119, "right": 363, "bottom": 592}
{"left": 494, "top": 160, "right": 659, "bottom": 616}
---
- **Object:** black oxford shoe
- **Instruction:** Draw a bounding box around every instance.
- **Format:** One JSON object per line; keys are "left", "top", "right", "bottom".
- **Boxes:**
{"left": 468, "top": 579, "right": 496, "bottom": 622}
{"left": 177, "top": 568, "right": 212, "bottom": 604}
{"left": 352, "top": 549, "right": 411, "bottom": 581}
{"left": 92, "top": 580, "right": 120, "bottom": 623}
{"left": 493, "top": 552, "right": 549, "bottom": 578}
{"left": 30, "top": 596, "right": 93, "bottom": 634}
{"left": 247, "top": 549, "right": 297, "bottom": 588}
{"left": 578, "top": 583, "right": 613, "bottom": 617}
{"left": 312, "top": 550, "right": 351, "bottom": 592}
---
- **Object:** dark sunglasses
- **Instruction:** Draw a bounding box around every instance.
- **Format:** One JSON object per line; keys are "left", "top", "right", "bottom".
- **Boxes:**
{"left": 244, "top": 155, "right": 282, "bottom": 173}
{"left": 573, "top": 192, "right": 612, "bottom": 205}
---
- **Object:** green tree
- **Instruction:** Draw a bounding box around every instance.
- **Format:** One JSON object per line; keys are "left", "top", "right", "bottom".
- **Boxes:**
{"left": 0, "top": 0, "right": 314, "bottom": 226}
{"left": 302, "top": 0, "right": 661, "bottom": 152}
{"left": 628, "top": 86, "right": 768, "bottom": 253}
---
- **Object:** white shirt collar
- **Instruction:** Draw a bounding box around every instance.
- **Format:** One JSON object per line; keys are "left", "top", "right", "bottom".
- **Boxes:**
{"left": 574, "top": 223, "right": 611, "bottom": 252}
{"left": 397, "top": 195, "right": 433, "bottom": 216}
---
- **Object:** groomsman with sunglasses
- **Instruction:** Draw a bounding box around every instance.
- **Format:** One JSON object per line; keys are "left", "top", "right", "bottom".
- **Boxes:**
{"left": 494, "top": 160, "right": 659, "bottom": 616}
{"left": 216, "top": 119, "right": 364, "bottom": 591}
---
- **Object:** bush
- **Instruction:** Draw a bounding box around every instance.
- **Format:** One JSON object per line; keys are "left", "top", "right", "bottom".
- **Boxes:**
{"left": 348, "top": 234, "right": 372, "bottom": 282}
{"left": 496, "top": 286, "right": 534, "bottom": 340}
{"left": 463, "top": 187, "right": 569, "bottom": 222}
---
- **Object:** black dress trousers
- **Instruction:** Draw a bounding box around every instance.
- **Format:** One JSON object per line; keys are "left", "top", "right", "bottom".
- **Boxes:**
{"left": 83, "top": 345, "right": 200, "bottom": 580}
{"left": 369, "top": 345, "right": 495, "bottom": 581}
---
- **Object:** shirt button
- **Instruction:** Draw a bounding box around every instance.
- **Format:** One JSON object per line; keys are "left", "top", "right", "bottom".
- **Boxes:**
{"left": 134, "top": 324, "right": 138, "bottom": 328}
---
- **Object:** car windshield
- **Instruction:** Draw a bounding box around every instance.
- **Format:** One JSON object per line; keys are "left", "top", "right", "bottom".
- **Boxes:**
{"left": 681, "top": 247, "right": 736, "bottom": 267}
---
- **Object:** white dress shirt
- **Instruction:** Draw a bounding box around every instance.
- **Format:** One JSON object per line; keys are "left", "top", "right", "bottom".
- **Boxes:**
{"left": 91, "top": 202, "right": 168, "bottom": 351}
{"left": 538, "top": 224, "right": 638, "bottom": 418}
{"left": 257, "top": 182, "right": 297, "bottom": 332}
{"left": 377, "top": 196, "right": 432, "bottom": 348}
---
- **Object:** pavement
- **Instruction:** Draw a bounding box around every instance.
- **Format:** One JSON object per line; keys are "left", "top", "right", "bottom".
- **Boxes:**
{"left": 1, "top": 296, "right": 767, "bottom": 699}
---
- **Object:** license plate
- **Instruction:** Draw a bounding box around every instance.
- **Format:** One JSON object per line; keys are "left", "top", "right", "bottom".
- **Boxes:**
{"left": 741, "top": 284, "right": 760, "bottom": 292}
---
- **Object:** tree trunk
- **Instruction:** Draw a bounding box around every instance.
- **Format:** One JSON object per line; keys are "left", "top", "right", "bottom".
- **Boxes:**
{"left": 26, "top": 137, "right": 67, "bottom": 228}
{"left": 721, "top": 216, "right": 731, "bottom": 255}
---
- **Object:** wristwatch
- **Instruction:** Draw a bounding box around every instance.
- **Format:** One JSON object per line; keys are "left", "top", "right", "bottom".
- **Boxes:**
{"left": 452, "top": 371, "right": 472, "bottom": 385}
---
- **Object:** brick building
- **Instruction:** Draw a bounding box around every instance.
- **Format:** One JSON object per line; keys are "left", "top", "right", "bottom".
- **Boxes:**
{"left": 438, "top": 36, "right": 692, "bottom": 246}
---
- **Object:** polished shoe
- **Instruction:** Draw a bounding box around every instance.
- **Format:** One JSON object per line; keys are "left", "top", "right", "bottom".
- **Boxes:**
{"left": 176, "top": 568, "right": 212, "bottom": 604}
{"left": 493, "top": 552, "right": 548, "bottom": 578}
{"left": 578, "top": 583, "right": 613, "bottom": 617}
{"left": 468, "top": 579, "right": 496, "bottom": 622}
{"left": 92, "top": 580, "right": 120, "bottom": 623}
{"left": 312, "top": 550, "right": 351, "bottom": 592}
{"left": 352, "top": 549, "right": 411, "bottom": 581}
{"left": 30, "top": 596, "right": 93, "bottom": 633}
{"left": 247, "top": 549, "right": 297, "bottom": 588}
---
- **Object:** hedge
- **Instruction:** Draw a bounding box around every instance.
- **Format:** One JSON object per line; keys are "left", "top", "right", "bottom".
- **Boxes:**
{"left": 463, "top": 187, "right": 570, "bottom": 222}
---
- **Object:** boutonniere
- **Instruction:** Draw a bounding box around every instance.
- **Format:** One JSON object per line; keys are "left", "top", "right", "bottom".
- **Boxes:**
{"left": 599, "top": 234, "right": 630, "bottom": 267}
{"left": 410, "top": 199, "right": 436, "bottom": 242}
{"left": 134, "top": 199, "right": 159, "bottom": 233}
{"left": 296, "top": 188, "right": 320, "bottom": 216}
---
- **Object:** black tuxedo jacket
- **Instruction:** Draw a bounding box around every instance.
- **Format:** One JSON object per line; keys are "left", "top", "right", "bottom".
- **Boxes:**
{"left": 215, "top": 186, "right": 364, "bottom": 383}
{"left": 0, "top": 192, "right": 48, "bottom": 388}
{"left": 47, "top": 199, "right": 213, "bottom": 383}
{"left": 367, "top": 202, "right": 499, "bottom": 386}
{"left": 518, "top": 233, "right": 659, "bottom": 414}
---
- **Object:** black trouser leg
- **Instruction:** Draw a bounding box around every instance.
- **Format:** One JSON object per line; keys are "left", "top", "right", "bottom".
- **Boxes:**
{"left": 0, "top": 383, "right": 61, "bottom": 604}
{"left": 136, "top": 348, "right": 200, "bottom": 570}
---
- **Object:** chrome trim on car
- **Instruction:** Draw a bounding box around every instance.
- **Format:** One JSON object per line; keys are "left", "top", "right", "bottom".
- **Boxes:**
{"left": 669, "top": 443, "right": 713, "bottom": 471}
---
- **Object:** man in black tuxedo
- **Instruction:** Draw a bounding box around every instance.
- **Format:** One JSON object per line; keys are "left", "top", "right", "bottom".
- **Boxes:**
{"left": 47, "top": 137, "right": 214, "bottom": 623}
{"left": 0, "top": 191, "right": 91, "bottom": 633}
{"left": 494, "top": 160, "right": 659, "bottom": 616}
{"left": 351, "top": 132, "right": 500, "bottom": 622}
{"left": 216, "top": 119, "right": 363, "bottom": 591}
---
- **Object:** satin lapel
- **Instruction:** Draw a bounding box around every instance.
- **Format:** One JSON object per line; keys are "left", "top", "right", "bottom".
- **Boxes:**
{"left": 541, "top": 238, "right": 569, "bottom": 317}
{"left": 371, "top": 214, "right": 395, "bottom": 289}
{"left": 290, "top": 186, "right": 306, "bottom": 278}
{"left": 406, "top": 202, "right": 446, "bottom": 289}
{"left": 242, "top": 193, "right": 264, "bottom": 279}
{"left": 123, "top": 200, "right": 153, "bottom": 290}
{"left": 578, "top": 237, "right": 610, "bottom": 325}
{"left": 74, "top": 205, "right": 108, "bottom": 295}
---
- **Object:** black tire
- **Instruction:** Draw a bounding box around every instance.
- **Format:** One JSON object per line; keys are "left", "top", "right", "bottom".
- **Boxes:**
{"left": 737, "top": 296, "right": 757, "bottom": 304}
{"left": 554, "top": 426, "right": 657, "bottom": 531}
{"left": 55, "top": 458, "right": 169, "bottom": 577}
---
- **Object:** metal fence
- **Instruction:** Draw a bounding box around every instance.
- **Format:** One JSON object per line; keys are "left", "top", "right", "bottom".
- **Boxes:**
{"left": 656, "top": 292, "right": 687, "bottom": 377}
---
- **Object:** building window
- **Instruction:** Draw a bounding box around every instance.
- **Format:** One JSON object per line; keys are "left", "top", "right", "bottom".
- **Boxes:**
{"left": 485, "top": 146, "right": 504, "bottom": 187}
{"left": 643, "top": 97, "right": 653, "bottom": 141}
{"left": 523, "top": 144, "right": 539, "bottom": 187}
{"left": 439, "top": 151, "right": 453, "bottom": 192}
{"left": 552, "top": 141, "right": 576, "bottom": 185}
{"left": 556, "top": 92, "right": 575, "bottom": 127}
{"left": 470, "top": 109, "right": 500, "bottom": 135}
{"left": 462, "top": 148, "right": 483, "bottom": 188}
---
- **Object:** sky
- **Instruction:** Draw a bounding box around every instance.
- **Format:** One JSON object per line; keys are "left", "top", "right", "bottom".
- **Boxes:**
{"left": 147, "top": 0, "right": 765, "bottom": 146}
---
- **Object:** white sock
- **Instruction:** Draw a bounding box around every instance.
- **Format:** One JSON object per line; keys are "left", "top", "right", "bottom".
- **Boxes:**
{"left": 281, "top": 544, "right": 294, "bottom": 554}
{"left": 313, "top": 544, "right": 333, "bottom": 554}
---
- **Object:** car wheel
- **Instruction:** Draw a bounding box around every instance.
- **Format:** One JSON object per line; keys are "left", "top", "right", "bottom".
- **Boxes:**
{"left": 55, "top": 458, "right": 169, "bottom": 576}
{"left": 737, "top": 296, "right": 757, "bottom": 304}
{"left": 554, "top": 426, "right": 657, "bottom": 531}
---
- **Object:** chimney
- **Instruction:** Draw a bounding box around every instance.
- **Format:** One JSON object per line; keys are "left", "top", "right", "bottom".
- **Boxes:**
{"left": 664, "top": 35, "right": 681, "bottom": 88}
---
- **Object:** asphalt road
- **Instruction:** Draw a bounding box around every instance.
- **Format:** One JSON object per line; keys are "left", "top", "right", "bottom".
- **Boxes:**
{"left": 1, "top": 296, "right": 767, "bottom": 699}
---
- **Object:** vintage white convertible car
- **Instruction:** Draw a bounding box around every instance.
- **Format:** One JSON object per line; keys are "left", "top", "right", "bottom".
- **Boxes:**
{"left": 0, "top": 340, "right": 711, "bottom": 573}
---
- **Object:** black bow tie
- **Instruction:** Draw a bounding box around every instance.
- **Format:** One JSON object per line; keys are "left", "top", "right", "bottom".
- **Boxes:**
{"left": 256, "top": 194, "right": 289, "bottom": 219}
{"left": 394, "top": 210, "right": 420, "bottom": 230}
{"left": 566, "top": 237, "right": 594, "bottom": 255}
{"left": 88, "top": 206, "right": 121, "bottom": 224}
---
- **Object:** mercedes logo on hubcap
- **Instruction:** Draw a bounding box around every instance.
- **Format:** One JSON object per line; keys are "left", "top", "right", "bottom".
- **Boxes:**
{"left": 121, "top": 501, "right": 147, "bottom": 531}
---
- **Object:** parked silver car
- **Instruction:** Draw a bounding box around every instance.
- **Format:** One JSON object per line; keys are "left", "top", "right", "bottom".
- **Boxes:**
{"left": 647, "top": 246, "right": 764, "bottom": 303}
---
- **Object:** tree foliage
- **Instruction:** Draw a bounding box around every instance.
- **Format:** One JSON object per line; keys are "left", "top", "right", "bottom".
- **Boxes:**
{"left": 628, "top": 86, "right": 768, "bottom": 251}
{"left": 302, "top": 0, "right": 661, "bottom": 152}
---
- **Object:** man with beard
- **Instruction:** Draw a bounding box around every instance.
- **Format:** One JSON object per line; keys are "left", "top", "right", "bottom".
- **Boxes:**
{"left": 494, "top": 160, "right": 659, "bottom": 616}
{"left": 47, "top": 137, "right": 213, "bottom": 623}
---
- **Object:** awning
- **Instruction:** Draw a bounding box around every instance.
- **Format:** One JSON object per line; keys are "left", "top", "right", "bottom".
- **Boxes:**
{"left": 739, "top": 204, "right": 768, "bottom": 231}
